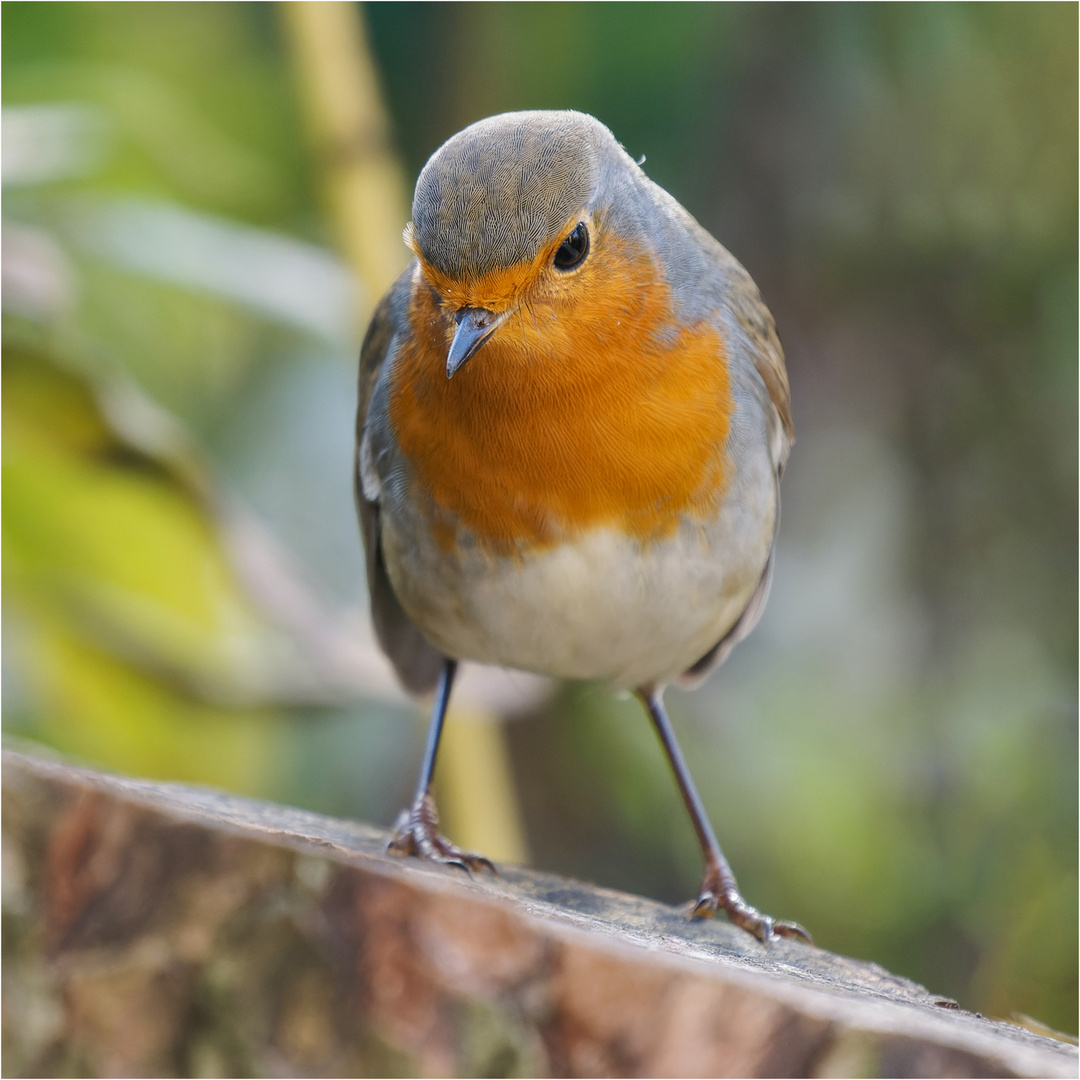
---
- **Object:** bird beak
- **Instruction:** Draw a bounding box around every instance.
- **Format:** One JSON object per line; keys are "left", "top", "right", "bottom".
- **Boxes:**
{"left": 446, "top": 307, "right": 503, "bottom": 378}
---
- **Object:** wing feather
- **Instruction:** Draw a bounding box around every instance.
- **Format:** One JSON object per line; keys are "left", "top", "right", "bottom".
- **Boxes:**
{"left": 355, "top": 269, "right": 446, "bottom": 695}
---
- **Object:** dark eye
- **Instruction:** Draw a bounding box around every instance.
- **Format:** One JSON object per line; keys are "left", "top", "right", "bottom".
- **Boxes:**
{"left": 553, "top": 222, "right": 589, "bottom": 270}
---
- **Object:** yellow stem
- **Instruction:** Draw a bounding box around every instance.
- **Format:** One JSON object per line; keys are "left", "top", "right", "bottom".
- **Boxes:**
{"left": 280, "top": 1, "right": 410, "bottom": 325}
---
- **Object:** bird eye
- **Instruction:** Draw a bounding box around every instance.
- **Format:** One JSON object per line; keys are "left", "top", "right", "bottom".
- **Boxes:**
{"left": 553, "top": 222, "right": 589, "bottom": 270}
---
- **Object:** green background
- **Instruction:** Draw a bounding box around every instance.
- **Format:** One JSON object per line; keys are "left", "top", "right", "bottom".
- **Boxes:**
{"left": 3, "top": 1, "right": 1076, "bottom": 1036}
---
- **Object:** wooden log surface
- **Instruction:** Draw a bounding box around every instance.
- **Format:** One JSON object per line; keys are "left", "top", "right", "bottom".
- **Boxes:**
{"left": 3, "top": 746, "right": 1076, "bottom": 1078}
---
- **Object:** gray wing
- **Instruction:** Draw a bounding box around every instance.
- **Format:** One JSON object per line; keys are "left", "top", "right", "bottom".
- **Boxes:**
{"left": 355, "top": 269, "right": 445, "bottom": 695}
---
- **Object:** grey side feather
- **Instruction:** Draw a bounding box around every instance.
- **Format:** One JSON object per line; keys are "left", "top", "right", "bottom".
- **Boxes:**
{"left": 355, "top": 270, "right": 445, "bottom": 696}
{"left": 676, "top": 545, "right": 776, "bottom": 689}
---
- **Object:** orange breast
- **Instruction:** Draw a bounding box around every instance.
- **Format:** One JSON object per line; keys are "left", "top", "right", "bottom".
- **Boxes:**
{"left": 388, "top": 245, "right": 734, "bottom": 554}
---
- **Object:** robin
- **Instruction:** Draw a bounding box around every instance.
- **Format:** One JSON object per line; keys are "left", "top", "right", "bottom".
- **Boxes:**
{"left": 355, "top": 110, "right": 807, "bottom": 944}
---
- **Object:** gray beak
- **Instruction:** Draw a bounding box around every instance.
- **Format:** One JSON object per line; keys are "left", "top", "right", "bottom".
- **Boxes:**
{"left": 447, "top": 307, "right": 502, "bottom": 378}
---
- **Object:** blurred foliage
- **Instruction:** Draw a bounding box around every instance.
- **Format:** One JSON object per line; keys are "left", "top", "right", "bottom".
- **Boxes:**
{"left": 2, "top": 0, "right": 1076, "bottom": 1037}
{"left": 4, "top": 348, "right": 280, "bottom": 790}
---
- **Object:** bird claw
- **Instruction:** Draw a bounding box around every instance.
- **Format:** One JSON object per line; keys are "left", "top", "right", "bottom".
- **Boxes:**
{"left": 387, "top": 794, "right": 497, "bottom": 876}
{"left": 690, "top": 875, "right": 812, "bottom": 945}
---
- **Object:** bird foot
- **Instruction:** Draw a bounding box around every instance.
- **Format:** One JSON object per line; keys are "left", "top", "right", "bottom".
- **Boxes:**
{"left": 690, "top": 869, "right": 811, "bottom": 945}
{"left": 387, "top": 793, "right": 497, "bottom": 876}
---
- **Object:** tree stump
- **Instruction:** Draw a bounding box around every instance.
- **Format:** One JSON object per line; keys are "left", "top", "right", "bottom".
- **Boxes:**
{"left": 3, "top": 747, "right": 1075, "bottom": 1078}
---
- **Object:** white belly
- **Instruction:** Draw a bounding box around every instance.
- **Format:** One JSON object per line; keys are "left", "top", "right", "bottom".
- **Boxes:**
{"left": 381, "top": 483, "right": 775, "bottom": 690}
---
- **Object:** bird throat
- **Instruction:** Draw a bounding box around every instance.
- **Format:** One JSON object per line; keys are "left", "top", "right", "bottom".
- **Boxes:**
{"left": 389, "top": 262, "right": 735, "bottom": 555}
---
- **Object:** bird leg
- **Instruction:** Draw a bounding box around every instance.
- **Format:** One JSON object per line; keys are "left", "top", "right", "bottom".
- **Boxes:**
{"left": 637, "top": 687, "right": 811, "bottom": 945}
{"left": 387, "top": 658, "right": 496, "bottom": 875}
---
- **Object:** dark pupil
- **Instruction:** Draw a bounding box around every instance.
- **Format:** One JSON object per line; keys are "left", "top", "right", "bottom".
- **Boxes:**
{"left": 554, "top": 223, "right": 589, "bottom": 269}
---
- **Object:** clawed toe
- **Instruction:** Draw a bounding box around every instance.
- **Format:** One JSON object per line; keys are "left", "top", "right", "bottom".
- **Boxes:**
{"left": 691, "top": 875, "right": 811, "bottom": 945}
{"left": 387, "top": 795, "right": 497, "bottom": 876}
{"left": 771, "top": 919, "right": 812, "bottom": 943}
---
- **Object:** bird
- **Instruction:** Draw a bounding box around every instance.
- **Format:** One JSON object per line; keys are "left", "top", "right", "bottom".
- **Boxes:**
{"left": 355, "top": 109, "right": 807, "bottom": 944}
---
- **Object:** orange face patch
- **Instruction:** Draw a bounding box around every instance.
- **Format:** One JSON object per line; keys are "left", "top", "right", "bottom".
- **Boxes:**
{"left": 388, "top": 231, "right": 733, "bottom": 554}
{"left": 406, "top": 220, "right": 574, "bottom": 313}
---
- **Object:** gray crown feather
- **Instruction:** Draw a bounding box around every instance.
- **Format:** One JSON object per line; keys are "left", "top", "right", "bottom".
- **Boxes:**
{"left": 411, "top": 111, "right": 612, "bottom": 278}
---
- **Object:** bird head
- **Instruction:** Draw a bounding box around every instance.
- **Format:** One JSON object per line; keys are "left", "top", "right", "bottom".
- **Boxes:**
{"left": 405, "top": 111, "right": 645, "bottom": 378}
